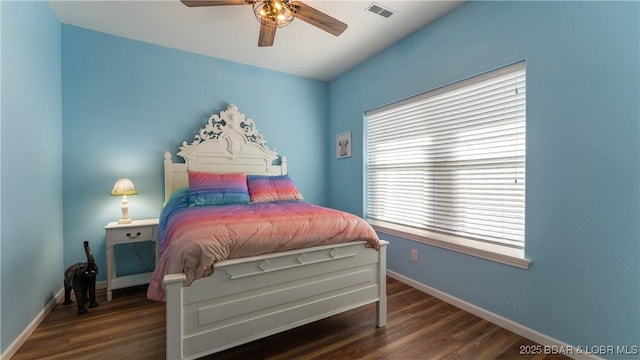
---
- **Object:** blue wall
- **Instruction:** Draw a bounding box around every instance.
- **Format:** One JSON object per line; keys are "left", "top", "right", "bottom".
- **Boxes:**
{"left": 61, "top": 25, "right": 330, "bottom": 278}
{"left": 328, "top": 1, "right": 639, "bottom": 355}
{"left": 1, "top": 1, "right": 63, "bottom": 353}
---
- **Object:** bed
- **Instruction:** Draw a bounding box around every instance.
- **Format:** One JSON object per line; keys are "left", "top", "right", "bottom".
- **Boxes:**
{"left": 149, "top": 104, "right": 388, "bottom": 360}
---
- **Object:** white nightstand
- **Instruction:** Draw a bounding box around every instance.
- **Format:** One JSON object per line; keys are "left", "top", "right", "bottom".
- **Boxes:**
{"left": 104, "top": 218, "right": 159, "bottom": 301}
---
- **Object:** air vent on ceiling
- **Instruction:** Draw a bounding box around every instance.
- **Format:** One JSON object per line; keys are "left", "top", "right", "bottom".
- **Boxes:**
{"left": 366, "top": 2, "right": 394, "bottom": 18}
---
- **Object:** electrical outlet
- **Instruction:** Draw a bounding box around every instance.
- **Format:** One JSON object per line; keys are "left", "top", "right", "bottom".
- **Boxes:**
{"left": 411, "top": 249, "right": 418, "bottom": 262}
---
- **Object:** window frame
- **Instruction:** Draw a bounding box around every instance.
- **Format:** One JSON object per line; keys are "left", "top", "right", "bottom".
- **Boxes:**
{"left": 364, "top": 62, "right": 531, "bottom": 269}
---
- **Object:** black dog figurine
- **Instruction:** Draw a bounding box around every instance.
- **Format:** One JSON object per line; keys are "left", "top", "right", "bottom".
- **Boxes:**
{"left": 63, "top": 241, "right": 99, "bottom": 314}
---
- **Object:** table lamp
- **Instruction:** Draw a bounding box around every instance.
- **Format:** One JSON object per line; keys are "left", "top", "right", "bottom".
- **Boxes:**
{"left": 111, "top": 178, "right": 138, "bottom": 224}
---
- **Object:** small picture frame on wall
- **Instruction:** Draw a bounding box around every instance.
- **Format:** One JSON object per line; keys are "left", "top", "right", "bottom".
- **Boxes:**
{"left": 336, "top": 131, "right": 352, "bottom": 159}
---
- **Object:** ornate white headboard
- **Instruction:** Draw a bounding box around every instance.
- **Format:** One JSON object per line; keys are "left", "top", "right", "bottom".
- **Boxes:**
{"left": 164, "top": 104, "right": 287, "bottom": 200}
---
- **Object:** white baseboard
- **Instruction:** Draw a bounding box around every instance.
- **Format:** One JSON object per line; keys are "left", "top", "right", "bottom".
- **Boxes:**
{"left": 1, "top": 281, "right": 106, "bottom": 360}
{"left": 1, "top": 288, "right": 64, "bottom": 360}
{"left": 387, "top": 270, "right": 601, "bottom": 360}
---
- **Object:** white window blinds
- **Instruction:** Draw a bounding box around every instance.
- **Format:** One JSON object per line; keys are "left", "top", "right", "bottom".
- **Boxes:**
{"left": 366, "top": 62, "right": 526, "bottom": 250}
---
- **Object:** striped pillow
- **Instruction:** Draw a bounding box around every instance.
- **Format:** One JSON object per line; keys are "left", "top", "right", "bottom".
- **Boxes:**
{"left": 187, "top": 171, "right": 250, "bottom": 207}
{"left": 247, "top": 174, "right": 304, "bottom": 203}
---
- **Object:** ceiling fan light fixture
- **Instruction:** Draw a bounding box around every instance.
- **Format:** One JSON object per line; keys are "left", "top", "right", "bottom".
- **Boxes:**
{"left": 253, "top": 0, "right": 296, "bottom": 28}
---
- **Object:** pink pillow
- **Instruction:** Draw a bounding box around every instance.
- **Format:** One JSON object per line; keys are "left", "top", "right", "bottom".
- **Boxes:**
{"left": 247, "top": 175, "right": 303, "bottom": 203}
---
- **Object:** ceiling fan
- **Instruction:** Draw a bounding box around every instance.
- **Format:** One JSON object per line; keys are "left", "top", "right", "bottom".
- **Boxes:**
{"left": 181, "top": 0, "right": 348, "bottom": 47}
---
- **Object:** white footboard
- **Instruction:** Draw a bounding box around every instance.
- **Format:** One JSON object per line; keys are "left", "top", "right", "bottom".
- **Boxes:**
{"left": 164, "top": 240, "right": 388, "bottom": 360}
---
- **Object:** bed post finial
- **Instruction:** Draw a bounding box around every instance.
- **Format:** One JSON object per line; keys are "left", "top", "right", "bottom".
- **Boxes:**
{"left": 164, "top": 151, "right": 173, "bottom": 200}
{"left": 280, "top": 156, "right": 288, "bottom": 175}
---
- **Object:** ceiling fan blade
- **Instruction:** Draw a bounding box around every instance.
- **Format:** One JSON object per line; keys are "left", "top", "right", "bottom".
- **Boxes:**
{"left": 180, "top": 0, "right": 251, "bottom": 7}
{"left": 291, "top": 1, "right": 347, "bottom": 36}
{"left": 258, "top": 18, "right": 277, "bottom": 47}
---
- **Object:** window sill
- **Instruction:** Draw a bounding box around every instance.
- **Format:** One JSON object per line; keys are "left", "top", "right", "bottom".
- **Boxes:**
{"left": 369, "top": 220, "right": 531, "bottom": 269}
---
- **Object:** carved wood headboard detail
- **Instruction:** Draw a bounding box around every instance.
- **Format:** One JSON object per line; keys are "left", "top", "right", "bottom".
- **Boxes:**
{"left": 164, "top": 104, "right": 287, "bottom": 200}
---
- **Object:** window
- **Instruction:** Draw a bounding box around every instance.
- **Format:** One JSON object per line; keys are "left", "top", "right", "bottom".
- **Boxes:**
{"left": 365, "top": 62, "right": 530, "bottom": 268}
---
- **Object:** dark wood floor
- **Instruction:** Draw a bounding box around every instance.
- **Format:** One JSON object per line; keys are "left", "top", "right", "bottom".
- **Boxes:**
{"left": 13, "top": 277, "right": 569, "bottom": 360}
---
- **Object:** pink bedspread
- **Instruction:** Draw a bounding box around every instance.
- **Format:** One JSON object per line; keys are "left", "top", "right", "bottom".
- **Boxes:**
{"left": 147, "top": 201, "right": 379, "bottom": 301}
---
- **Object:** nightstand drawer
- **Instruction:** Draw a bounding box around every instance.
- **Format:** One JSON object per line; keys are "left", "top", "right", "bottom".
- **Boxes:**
{"left": 109, "top": 226, "right": 154, "bottom": 244}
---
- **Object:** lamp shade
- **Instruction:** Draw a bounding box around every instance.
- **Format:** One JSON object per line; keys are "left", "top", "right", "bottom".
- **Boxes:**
{"left": 111, "top": 179, "right": 138, "bottom": 196}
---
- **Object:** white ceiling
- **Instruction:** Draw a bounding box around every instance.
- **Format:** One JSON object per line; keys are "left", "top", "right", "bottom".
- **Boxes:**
{"left": 49, "top": 0, "right": 464, "bottom": 81}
